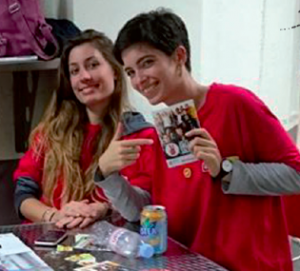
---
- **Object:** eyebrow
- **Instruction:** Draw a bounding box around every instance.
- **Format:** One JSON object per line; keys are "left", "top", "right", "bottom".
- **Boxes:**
{"left": 124, "top": 54, "right": 154, "bottom": 72}
{"left": 69, "top": 56, "right": 96, "bottom": 67}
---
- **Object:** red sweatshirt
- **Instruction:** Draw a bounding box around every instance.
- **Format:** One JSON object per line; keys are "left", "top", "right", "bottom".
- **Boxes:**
{"left": 150, "top": 83, "right": 300, "bottom": 271}
{"left": 14, "top": 120, "right": 156, "bottom": 209}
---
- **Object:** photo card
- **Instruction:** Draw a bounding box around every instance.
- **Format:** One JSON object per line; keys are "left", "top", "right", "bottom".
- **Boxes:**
{"left": 75, "top": 260, "right": 131, "bottom": 271}
{"left": 152, "top": 99, "right": 200, "bottom": 168}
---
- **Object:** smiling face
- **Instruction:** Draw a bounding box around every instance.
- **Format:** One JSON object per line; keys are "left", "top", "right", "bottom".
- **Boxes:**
{"left": 122, "top": 43, "right": 181, "bottom": 105}
{"left": 69, "top": 42, "right": 115, "bottom": 111}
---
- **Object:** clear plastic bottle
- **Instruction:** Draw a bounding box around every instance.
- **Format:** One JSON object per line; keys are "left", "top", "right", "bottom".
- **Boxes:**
{"left": 94, "top": 221, "right": 154, "bottom": 258}
{"left": 108, "top": 227, "right": 154, "bottom": 258}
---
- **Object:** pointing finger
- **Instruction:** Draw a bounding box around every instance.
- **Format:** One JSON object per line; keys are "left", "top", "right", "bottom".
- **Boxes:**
{"left": 120, "top": 145, "right": 141, "bottom": 154}
{"left": 121, "top": 139, "right": 153, "bottom": 147}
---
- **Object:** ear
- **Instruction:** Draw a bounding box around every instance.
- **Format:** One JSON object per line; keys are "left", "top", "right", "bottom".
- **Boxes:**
{"left": 174, "top": 45, "right": 187, "bottom": 66}
{"left": 114, "top": 70, "right": 118, "bottom": 80}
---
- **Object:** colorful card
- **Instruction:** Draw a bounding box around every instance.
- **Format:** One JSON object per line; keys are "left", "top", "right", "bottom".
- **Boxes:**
{"left": 74, "top": 260, "right": 125, "bottom": 270}
{"left": 152, "top": 99, "right": 200, "bottom": 168}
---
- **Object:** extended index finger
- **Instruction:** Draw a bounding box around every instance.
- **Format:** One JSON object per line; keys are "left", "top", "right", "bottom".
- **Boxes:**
{"left": 121, "top": 138, "right": 153, "bottom": 147}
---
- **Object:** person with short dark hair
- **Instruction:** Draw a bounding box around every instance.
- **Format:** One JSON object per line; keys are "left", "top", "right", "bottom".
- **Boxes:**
{"left": 113, "top": 8, "right": 300, "bottom": 271}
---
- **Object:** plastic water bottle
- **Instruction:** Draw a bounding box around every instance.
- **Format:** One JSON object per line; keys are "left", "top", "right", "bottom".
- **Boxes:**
{"left": 96, "top": 221, "right": 154, "bottom": 258}
{"left": 108, "top": 227, "right": 154, "bottom": 258}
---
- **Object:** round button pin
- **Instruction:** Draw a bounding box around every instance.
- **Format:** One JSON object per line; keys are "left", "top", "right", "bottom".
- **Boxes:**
{"left": 183, "top": 167, "right": 192, "bottom": 178}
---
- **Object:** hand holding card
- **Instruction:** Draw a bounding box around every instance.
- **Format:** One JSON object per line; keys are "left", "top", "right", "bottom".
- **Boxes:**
{"left": 152, "top": 99, "right": 200, "bottom": 168}
{"left": 186, "top": 127, "right": 222, "bottom": 178}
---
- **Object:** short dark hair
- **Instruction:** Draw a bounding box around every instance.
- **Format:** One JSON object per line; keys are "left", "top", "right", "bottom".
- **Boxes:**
{"left": 114, "top": 8, "right": 191, "bottom": 72}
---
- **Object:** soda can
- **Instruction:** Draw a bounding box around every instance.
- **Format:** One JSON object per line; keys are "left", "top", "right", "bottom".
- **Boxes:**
{"left": 140, "top": 205, "right": 167, "bottom": 254}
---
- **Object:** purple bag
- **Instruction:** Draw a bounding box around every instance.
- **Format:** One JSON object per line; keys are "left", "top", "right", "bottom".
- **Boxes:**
{"left": 0, "top": 0, "right": 59, "bottom": 60}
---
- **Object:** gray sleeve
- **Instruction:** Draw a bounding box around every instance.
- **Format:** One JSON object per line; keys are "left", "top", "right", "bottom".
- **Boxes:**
{"left": 95, "top": 172, "right": 151, "bottom": 222}
{"left": 222, "top": 160, "right": 300, "bottom": 195}
{"left": 14, "top": 177, "right": 41, "bottom": 219}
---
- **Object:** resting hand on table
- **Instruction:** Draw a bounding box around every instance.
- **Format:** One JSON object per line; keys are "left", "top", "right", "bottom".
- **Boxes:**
{"left": 53, "top": 200, "right": 109, "bottom": 229}
{"left": 186, "top": 128, "right": 222, "bottom": 178}
{"left": 98, "top": 123, "right": 153, "bottom": 177}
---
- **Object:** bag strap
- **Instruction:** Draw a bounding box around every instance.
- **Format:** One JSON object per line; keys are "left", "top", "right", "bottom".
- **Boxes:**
{"left": 0, "top": 33, "right": 8, "bottom": 56}
{"left": 8, "top": 0, "right": 58, "bottom": 60}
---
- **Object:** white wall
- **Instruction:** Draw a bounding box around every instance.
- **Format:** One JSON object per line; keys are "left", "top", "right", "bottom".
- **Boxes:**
{"left": 200, "top": 0, "right": 263, "bottom": 91}
{"left": 199, "top": 0, "right": 300, "bottom": 129}
{"left": 39, "top": 0, "right": 73, "bottom": 19}
{"left": 259, "top": 0, "right": 300, "bottom": 129}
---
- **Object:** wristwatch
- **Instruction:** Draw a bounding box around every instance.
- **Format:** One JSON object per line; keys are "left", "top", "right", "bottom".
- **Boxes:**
{"left": 213, "top": 156, "right": 238, "bottom": 180}
{"left": 221, "top": 158, "right": 234, "bottom": 175}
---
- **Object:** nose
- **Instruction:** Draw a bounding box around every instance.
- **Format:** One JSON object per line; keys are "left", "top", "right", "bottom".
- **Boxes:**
{"left": 79, "top": 68, "right": 92, "bottom": 81}
{"left": 133, "top": 70, "right": 147, "bottom": 91}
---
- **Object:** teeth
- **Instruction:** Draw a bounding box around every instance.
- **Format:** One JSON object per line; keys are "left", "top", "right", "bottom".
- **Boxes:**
{"left": 144, "top": 84, "right": 155, "bottom": 94}
{"left": 144, "top": 88, "right": 151, "bottom": 94}
{"left": 81, "top": 85, "right": 95, "bottom": 91}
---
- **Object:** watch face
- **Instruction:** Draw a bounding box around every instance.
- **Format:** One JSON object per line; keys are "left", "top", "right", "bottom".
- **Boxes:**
{"left": 222, "top": 159, "right": 233, "bottom": 173}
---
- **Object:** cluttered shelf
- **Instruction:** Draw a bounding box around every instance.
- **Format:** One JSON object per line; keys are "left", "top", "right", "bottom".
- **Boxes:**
{"left": 0, "top": 56, "right": 60, "bottom": 72}
{"left": 0, "top": 56, "right": 60, "bottom": 153}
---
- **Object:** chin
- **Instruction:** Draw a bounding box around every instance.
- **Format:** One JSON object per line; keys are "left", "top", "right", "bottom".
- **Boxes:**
{"left": 148, "top": 100, "right": 160, "bottom": 106}
{"left": 148, "top": 96, "right": 164, "bottom": 106}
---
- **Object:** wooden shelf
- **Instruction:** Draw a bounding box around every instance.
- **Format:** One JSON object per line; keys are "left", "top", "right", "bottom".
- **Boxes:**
{"left": 0, "top": 58, "right": 60, "bottom": 72}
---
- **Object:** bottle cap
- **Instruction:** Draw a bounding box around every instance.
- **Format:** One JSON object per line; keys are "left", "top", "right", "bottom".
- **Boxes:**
{"left": 138, "top": 243, "right": 154, "bottom": 258}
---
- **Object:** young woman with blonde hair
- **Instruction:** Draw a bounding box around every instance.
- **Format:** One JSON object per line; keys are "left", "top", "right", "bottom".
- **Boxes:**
{"left": 14, "top": 30, "right": 155, "bottom": 229}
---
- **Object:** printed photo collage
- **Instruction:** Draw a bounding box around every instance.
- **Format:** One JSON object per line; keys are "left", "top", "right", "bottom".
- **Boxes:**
{"left": 152, "top": 100, "right": 200, "bottom": 168}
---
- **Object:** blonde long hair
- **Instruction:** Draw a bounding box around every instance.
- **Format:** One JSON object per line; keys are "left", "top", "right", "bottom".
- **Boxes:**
{"left": 30, "top": 30, "right": 130, "bottom": 206}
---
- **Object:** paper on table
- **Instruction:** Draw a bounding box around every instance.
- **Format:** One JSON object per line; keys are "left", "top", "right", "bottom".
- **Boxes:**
{"left": 0, "top": 233, "right": 53, "bottom": 271}
{"left": 0, "top": 233, "right": 31, "bottom": 256}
